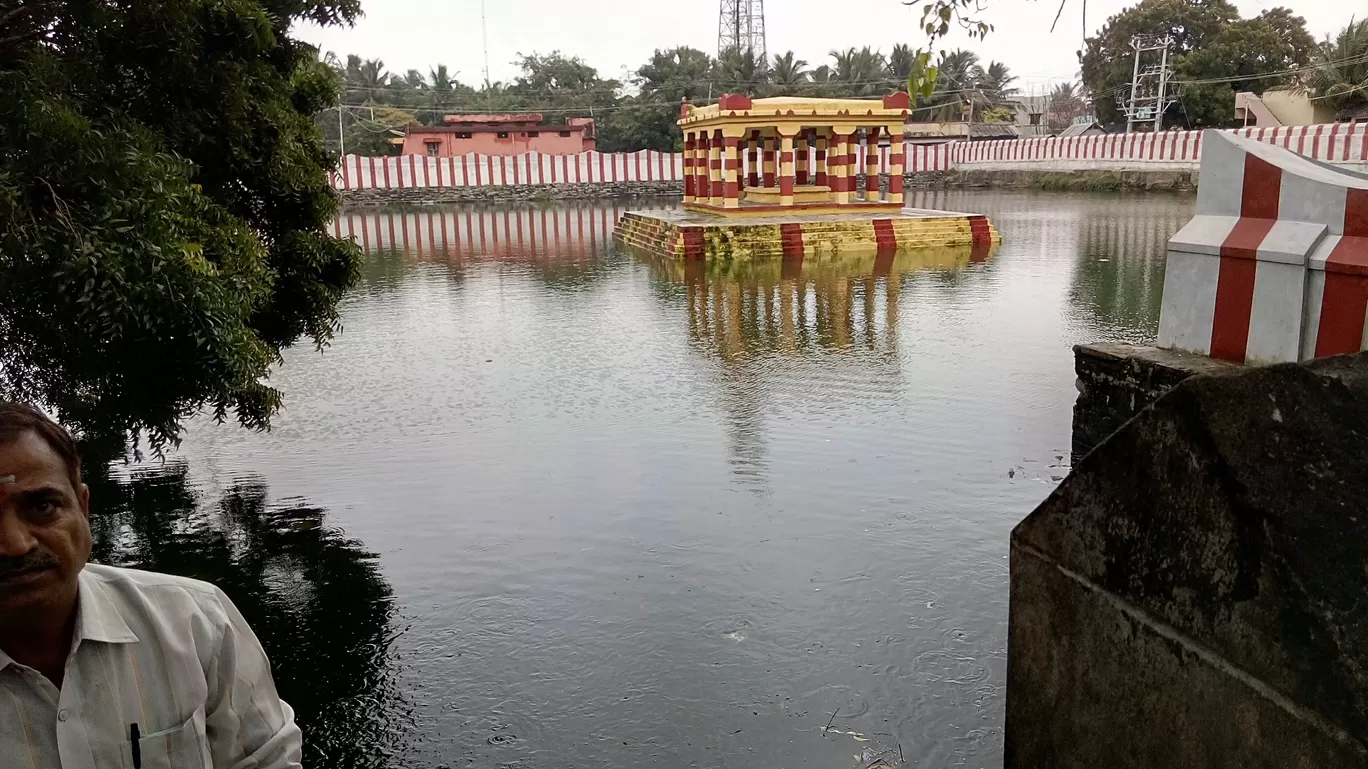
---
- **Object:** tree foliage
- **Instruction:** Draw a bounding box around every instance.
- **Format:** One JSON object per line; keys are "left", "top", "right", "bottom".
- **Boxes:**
{"left": 316, "top": 44, "right": 1021, "bottom": 155}
{"left": 0, "top": 0, "right": 363, "bottom": 455}
{"left": 1310, "top": 18, "right": 1368, "bottom": 117}
{"left": 1079, "top": 0, "right": 1314, "bottom": 128}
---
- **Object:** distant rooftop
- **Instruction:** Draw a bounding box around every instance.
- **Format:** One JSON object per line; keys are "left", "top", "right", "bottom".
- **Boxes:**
{"left": 443, "top": 114, "right": 545, "bottom": 124}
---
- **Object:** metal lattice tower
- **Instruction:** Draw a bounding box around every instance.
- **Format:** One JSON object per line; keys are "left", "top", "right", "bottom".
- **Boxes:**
{"left": 718, "top": 0, "right": 768, "bottom": 62}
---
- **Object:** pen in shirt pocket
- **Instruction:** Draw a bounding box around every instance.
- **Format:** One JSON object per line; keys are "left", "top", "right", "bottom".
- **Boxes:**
{"left": 130, "top": 723, "right": 141, "bottom": 769}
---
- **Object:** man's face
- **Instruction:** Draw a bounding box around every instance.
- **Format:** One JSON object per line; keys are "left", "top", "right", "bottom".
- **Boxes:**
{"left": 0, "top": 432, "right": 91, "bottom": 624}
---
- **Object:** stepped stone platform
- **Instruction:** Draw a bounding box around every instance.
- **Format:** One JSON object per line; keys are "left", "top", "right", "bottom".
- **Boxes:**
{"left": 613, "top": 207, "right": 1000, "bottom": 261}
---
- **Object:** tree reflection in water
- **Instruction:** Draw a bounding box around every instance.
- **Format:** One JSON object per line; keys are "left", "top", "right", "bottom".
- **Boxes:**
{"left": 87, "top": 462, "right": 409, "bottom": 769}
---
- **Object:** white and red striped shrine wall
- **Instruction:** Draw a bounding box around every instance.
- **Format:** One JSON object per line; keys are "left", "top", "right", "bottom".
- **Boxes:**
{"left": 328, "top": 124, "right": 1368, "bottom": 191}
{"left": 907, "top": 123, "right": 1368, "bottom": 173}
{"left": 332, "top": 151, "right": 685, "bottom": 190}
{"left": 1158, "top": 130, "right": 1368, "bottom": 365}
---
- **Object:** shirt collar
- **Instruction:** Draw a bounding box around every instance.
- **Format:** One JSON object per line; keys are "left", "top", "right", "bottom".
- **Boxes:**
{"left": 0, "top": 567, "right": 138, "bottom": 673}
{"left": 74, "top": 566, "right": 139, "bottom": 645}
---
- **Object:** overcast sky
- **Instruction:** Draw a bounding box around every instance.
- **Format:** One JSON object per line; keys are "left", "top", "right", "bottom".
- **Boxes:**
{"left": 295, "top": 0, "right": 1356, "bottom": 97}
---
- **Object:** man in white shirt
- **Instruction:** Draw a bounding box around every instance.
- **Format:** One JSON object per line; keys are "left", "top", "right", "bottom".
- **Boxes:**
{"left": 0, "top": 402, "right": 303, "bottom": 768}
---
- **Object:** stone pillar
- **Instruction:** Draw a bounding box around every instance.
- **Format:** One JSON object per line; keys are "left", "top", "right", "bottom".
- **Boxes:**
{"left": 683, "top": 132, "right": 696, "bottom": 203}
{"left": 748, "top": 132, "right": 761, "bottom": 189}
{"left": 887, "top": 130, "right": 905, "bottom": 206}
{"left": 779, "top": 132, "right": 796, "bottom": 207}
{"left": 763, "top": 135, "right": 777, "bottom": 188}
{"left": 864, "top": 127, "right": 882, "bottom": 202}
{"left": 796, "top": 131, "right": 810, "bottom": 186}
{"left": 723, "top": 133, "right": 741, "bottom": 209}
{"left": 815, "top": 133, "right": 829, "bottom": 189}
{"left": 832, "top": 132, "right": 852, "bottom": 205}
{"left": 709, "top": 129, "right": 724, "bottom": 207}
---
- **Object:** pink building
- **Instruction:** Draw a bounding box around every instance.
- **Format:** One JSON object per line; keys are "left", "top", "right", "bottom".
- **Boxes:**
{"left": 401, "top": 113, "right": 597, "bottom": 157}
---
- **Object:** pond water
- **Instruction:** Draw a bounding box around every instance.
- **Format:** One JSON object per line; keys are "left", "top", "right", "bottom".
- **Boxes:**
{"left": 93, "top": 190, "right": 1193, "bottom": 769}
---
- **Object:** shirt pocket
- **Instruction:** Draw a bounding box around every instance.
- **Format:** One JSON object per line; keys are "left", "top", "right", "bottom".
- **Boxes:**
{"left": 132, "top": 706, "right": 212, "bottom": 769}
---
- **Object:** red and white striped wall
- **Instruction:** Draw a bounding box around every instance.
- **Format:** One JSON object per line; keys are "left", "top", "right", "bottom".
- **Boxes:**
{"left": 328, "top": 124, "right": 1368, "bottom": 189}
{"left": 1158, "top": 130, "right": 1368, "bottom": 364}
{"left": 333, "top": 150, "right": 685, "bottom": 191}
{"left": 903, "top": 123, "right": 1368, "bottom": 173}
{"left": 328, "top": 205, "right": 634, "bottom": 257}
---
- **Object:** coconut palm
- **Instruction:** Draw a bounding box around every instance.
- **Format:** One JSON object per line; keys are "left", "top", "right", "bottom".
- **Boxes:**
{"left": 769, "top": 51, "right": 810, "bottom": 95}
{"left": 1310, "top": 18, "right": 1368, "bottom": 117}
{"left": 428, "top": 64, "right": 458, "bottom": 124}
{"left": 714, "top": 46, "right": 768, "bottom": 95}
{"left": 974, "top": 61, "right": 1018, "bottom": 104}
{"left": 830, "top": 47, "right": 889, "bottom": 96}
{"left": 354, "top": 58, "right": 390, "bottom": 119}
{"left": 916, "top": 49, "right": 979, "bottom": 121}
{"left": 888, "top": 44, "right": 919, "bottom": 91}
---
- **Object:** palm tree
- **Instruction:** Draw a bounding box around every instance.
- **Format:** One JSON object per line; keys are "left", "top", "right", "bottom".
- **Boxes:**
{"left": 918, "top": 49, "right": 979, "bottom": 121}
{"left": 769, "top": 51, "right": 809, "bottom": 95}
{"left": 830, "top": 47, "right": 889, "bottom": 96}
{"left": 1310, "top": 19, "right": 1368, "bottom": 117}
{"left": 713, "top": 47, "right": 767, "bottom": 95}
{"left": 428, "top": 64, "right": 457, "bottom": 124}
{"left": 888, "top": 44, "right": 918, "bottom": 91}
{"left": 1048, "top": 80, "right": 1090, "bottom": 131}
{"left": 355, "top": 58, "right": 390, "bottom": 119}
{"left": 975, "top": 61, "right": 1018, "bottom": 105}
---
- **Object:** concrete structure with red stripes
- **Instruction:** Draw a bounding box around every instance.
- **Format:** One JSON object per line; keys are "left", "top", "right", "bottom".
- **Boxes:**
{"left": 1158, "top": 130, "right": 1368, "bottom": 364}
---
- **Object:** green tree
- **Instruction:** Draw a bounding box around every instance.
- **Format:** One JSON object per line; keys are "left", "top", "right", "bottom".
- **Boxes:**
{"left": 0, "top": 0, "right": 362, "bottom": 455}
{"left": 1310, "top": 18, "right": 1368, "bottom": 117}
{"left": 510, "top": 51, "right": 621, "bottom": 120}
{"left": 768, "top": 51, "right": 810, "bottom": 95}
{"left": 599, "top": 46, "right": 714, "bottom": 152}
{"left": 1080, "top": 0, "right": 1314, "bottom": 127}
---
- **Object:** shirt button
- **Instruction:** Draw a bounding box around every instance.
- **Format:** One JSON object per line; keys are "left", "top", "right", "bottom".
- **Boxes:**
{"left": 57, "top": 709, "right": 70, "bottom": 722}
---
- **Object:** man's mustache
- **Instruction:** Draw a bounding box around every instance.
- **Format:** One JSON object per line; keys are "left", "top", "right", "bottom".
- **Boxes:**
{"left": 0, "top": 551, "right": 60, "bottom": 579}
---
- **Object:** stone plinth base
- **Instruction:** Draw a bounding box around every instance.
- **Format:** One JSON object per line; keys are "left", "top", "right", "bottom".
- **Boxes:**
{"left": 1072, "top": 343, "right": 1238, "bottom": 458}
{"left": 1011, "top": 352, "right": 1368, "bottom": 769}
{"left": 614, "top": 207, "right": 1000, "bottom": 261}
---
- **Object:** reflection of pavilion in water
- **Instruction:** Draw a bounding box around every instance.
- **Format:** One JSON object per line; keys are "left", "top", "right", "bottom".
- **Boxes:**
{"left": 331, "top": 203, "right": 671, "bottom": 260}
{"left": 657, "top": 246, "right": 992, "bottom": 359}
{"left": 647, "top": 245, "right": 993, "bottom": 489}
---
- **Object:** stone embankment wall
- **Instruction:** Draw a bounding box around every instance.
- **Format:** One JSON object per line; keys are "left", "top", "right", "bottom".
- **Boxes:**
{"left": 1010, "top": 351, "right": 1368, "bottom": 769}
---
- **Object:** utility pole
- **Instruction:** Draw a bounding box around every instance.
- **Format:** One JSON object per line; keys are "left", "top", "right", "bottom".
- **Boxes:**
{"left": 1154, "top": 42, "right": 1170, "bottom": 133}
{"left": 337, "top": 105, "right": 346, "bottom": 156}
{"left": 481, "top": 0, "right": 491, "bottom": 87}
{"left": 1119, "top": 35, "right": 1177, "bottom": 132}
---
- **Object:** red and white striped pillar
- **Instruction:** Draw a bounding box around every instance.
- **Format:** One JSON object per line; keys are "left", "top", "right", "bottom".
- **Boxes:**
{"left": 763, "top": 135, "right": 777, "bottom": 188}
{"left": 683, "top": 132, "right": 696, "bottom": 203}
{"left": 864, "top": 127, "right": 882, "bottom": 202}
{"left": 888, "top": 139, "right": 906, "bottom": 206}
{"left": 815, "top": 132, "right": 829, "bottom": 188}
{"left": 709, "top": 129, "right": 724, "bottom": 207}
{"left": 796, "top": 131, "right": 810, "bottom": 186}
{"left": 722, "top": 133, "right": 742, "bottom": 209}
